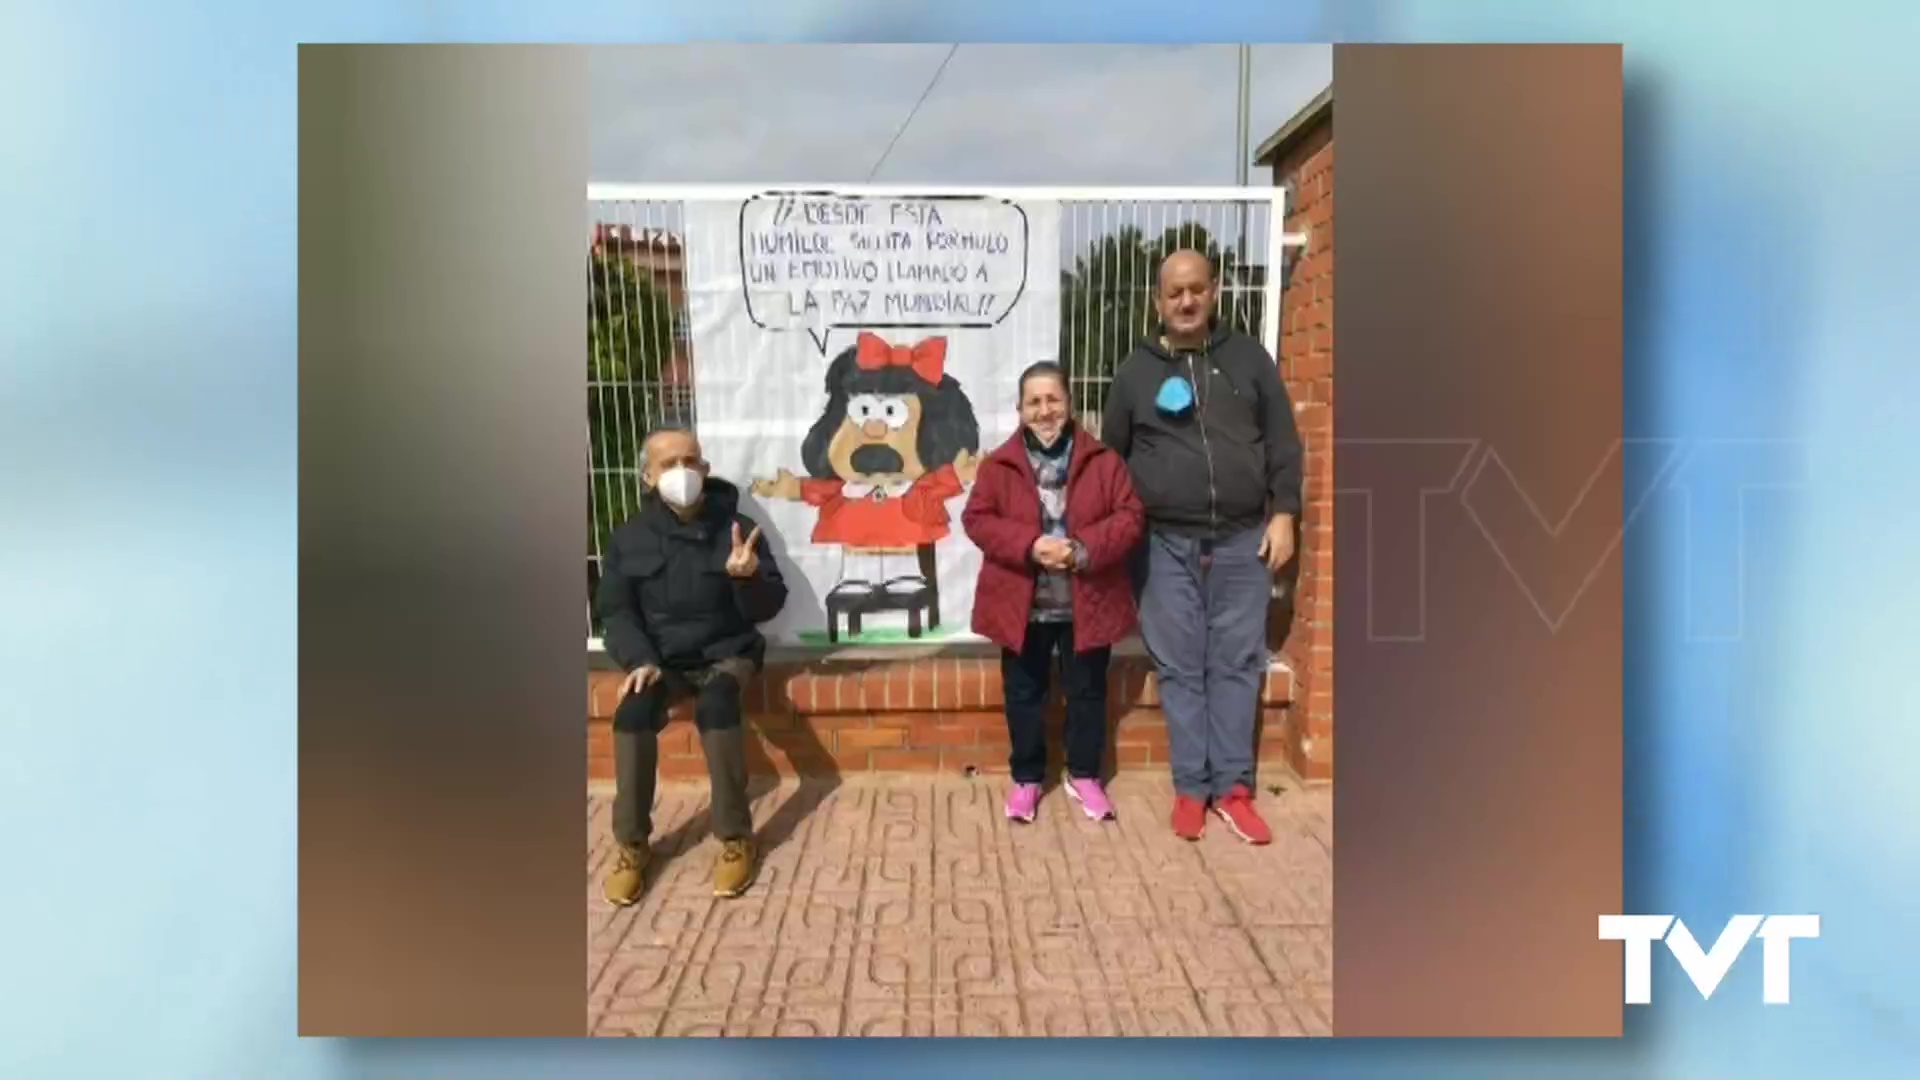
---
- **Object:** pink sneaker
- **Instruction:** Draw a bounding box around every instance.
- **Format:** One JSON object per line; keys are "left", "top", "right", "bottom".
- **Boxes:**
{"left": 1062, "top": 776, "right": 1116, "bottom": 821}
{"left": 1004, "top": 782, "right": 1042, "bottom": 823}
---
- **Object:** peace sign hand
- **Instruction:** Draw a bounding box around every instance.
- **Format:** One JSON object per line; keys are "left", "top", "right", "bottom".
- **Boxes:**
{"left": 725, "top": 522, "right": 763, "bottom": 579}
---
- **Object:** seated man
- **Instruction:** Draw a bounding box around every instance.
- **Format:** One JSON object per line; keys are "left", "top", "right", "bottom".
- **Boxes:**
{"left": 595, "top": 426, "right": 787, "bottom": 903}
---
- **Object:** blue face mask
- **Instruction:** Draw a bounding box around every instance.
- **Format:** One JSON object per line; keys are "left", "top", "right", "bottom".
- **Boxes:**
{"left": 1155, "top": 375, "right": 1196, "bottom": 416}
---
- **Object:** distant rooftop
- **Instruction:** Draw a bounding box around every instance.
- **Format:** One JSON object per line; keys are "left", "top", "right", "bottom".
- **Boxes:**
{"left": 592, "top": 223, "right": 682, "bottom": 251}
{"left": 1253, "top": 85, "right": 1333, "bottom": 168}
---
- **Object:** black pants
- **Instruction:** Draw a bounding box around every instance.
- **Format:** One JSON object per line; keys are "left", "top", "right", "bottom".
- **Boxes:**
{"left": 1001, "top": 621, "right": 1111, "bottom": 785}
{"left": 610, "top": 657, "right": 755, "bottom": 847}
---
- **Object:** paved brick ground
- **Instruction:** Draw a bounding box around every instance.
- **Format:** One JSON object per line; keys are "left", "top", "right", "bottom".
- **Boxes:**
{"left": 587, "top": 774, "right": 1332, "bottom": 1037}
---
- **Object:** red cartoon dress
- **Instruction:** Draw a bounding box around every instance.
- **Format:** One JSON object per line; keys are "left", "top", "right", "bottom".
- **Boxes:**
{"left": 798, "top": 466, "right": 963, "bottom": 548}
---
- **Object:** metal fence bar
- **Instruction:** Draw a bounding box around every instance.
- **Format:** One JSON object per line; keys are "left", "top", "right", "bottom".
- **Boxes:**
{"left": 584, "top": 186, "right": 1298, "bottom": 645}
{"left": 613, "top": 201, "right": 641, "bottom": 529}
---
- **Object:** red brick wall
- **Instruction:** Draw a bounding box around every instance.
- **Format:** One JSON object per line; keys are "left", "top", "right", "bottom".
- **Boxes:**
{"left": 587, "top": 655, "right": 1298, "bottom": 784}
{"left": 1273, "top": 119, "right": 1335, "bottom": 781}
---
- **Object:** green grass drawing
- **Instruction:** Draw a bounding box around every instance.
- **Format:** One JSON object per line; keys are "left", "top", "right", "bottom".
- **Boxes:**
{"left": 794, "top": 624, "right": 964, "bottom": 647}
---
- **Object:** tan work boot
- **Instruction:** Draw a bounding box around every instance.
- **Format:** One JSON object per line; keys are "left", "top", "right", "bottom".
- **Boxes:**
{"left": 712, "top": 837, "right": 758, "bottom": 898}
{"left": 602, "top": 843, "right": 650, "bottom": 907}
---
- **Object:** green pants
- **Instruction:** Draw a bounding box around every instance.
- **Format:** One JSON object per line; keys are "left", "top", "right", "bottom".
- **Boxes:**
{"left": 610, "top": 658, "right": 755, "bottom": 846}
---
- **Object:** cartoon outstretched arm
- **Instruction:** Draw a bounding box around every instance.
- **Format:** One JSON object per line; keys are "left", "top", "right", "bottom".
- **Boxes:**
{"left": 753, "top": 468, "right": 843, "bottom": 505}
{"left": 952, "top": 448, "right": 980, "bottom": 486}
{"left": 751, "top": 469, "right": 800, "bottom": 501}
{"left": 900, "top": 463, "right": 964, "bottom": 526}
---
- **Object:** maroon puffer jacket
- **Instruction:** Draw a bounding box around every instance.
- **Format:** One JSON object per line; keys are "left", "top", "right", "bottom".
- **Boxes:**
{"left": 961, "top": 428, "right": 1145, "bottom": 654}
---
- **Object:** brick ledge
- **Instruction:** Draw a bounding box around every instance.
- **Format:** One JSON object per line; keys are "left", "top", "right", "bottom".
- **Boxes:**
{"left": 584, "top": 650, "right": 1327, "bottom": 784}
{"left": 587, "top": 650, "right": 1294, "bottom": 719}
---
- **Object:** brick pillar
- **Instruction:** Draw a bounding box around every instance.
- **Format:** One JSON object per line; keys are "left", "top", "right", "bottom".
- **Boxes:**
{"left": 1275, "top": 129, "right": 1334, "bottom": 782}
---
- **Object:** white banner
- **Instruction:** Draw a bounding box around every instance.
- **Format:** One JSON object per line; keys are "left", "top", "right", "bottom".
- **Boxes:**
{"left": 683, "top": 192, "right": 1062, "bottom": 647}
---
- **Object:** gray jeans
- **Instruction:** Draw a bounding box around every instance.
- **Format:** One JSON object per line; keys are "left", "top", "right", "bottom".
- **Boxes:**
{"left": 1138, "top": 527, "right": 1272, "bottom": 800}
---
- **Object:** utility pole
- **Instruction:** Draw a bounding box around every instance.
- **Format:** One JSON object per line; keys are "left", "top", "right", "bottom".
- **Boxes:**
{"left": 1236, "top": 43, "right": 1252, "bottom": 189}
{"left": 1235, "top": 44, "right": 1252, "bottom": 307}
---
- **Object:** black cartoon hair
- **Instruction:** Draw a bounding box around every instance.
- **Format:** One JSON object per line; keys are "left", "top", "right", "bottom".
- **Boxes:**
{"left": 800, "top": 342, "right": 981, "bottom": 479}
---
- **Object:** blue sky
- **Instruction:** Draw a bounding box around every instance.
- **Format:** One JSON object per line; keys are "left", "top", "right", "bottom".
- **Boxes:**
{"left": 590, "top": 44, "right": 1332, "bottom": 186}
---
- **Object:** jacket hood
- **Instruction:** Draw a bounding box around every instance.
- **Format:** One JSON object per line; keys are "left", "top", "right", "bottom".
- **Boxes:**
{"left": 702, "top": 475, "right": 742, "bottom": 516}
{"left": 984, "top": 422, "right": 1107, "bottom": 474}
{"left": 1136, "top": 321, "right": 1235, "bottom": 364}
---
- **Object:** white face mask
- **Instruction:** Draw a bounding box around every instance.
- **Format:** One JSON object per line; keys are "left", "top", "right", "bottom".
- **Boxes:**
{"left": 655, "top": 466, "right": 704, "bottom": 509}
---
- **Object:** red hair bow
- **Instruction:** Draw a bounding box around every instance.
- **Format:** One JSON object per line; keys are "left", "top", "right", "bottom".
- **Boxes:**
{"left": 855, "top": 332, "right": 946, "bottom": 385}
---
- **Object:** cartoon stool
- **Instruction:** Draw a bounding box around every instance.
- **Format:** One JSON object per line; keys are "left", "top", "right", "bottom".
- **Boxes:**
{"left": 823, "top": 543, "right": 942, "bottom": 643}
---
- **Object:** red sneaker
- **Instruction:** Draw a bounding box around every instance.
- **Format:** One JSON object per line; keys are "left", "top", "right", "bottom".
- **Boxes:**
{"left": 1213, "top": 785, "right": 1272, "bottom": 845}
{"left": 1171, "top": 794, "right": 1208, "bottom": 840}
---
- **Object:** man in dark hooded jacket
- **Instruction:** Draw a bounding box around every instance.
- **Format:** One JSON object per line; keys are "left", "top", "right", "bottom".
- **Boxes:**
{"left": 595, "top": 426, "right": 787, "bottom": 903}
{"left": 1100, "top": 249, "right": 1303, "bottom": 846}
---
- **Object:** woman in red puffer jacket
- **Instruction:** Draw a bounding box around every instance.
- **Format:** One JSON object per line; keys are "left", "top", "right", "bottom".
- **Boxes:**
{"left": 962, "top": 362, "right": 1145, "bottom": 825}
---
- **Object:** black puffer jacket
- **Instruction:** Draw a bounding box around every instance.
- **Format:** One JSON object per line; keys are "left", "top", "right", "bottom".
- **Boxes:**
{"left": 595, "top": 478, "right": 788, "bottom": 672}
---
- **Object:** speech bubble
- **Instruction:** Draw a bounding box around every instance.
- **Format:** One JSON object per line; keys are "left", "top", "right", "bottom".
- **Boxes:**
{"left": 737, "top": 192, "right": 1031, "bottom": 356}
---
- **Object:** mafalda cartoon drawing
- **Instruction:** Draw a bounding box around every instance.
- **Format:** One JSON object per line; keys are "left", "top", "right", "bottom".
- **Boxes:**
{"left": 752, "top": 331, "right": 981, "bottom": 641}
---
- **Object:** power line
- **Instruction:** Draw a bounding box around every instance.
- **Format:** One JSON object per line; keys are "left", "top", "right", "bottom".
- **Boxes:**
{"left": 866, "top": 44, "right": 959, "bottom": 182}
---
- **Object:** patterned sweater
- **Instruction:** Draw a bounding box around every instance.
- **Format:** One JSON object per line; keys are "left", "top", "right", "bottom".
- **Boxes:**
{"left": 1025, "top": 427, "right": 1082, "bottom": 623}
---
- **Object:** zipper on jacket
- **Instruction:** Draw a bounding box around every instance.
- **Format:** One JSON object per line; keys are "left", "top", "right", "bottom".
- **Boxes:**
{"left": 1187, "top": 351, "right": 1220, "bottom": 535}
